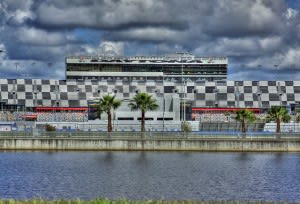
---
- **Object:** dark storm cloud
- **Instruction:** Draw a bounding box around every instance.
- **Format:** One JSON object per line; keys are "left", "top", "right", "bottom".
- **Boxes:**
{"left": 29, "top": 0, "right": 189, "bottom": 31}
{"left": 1, "top": 0, "right": 300, "bottom": 79}
{"left": 202, "top": 0, "right": 286, "bottom": 38}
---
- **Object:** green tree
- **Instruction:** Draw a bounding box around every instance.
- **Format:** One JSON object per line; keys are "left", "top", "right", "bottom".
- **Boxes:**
{"left": 296, "top": 110, "right": 300, "bottom": 123}
{"left": 223, "top": 111, "right": 231, "bottom": 122}
{"left": 266, "top": 106, "right": 291, "bottom": 134}
{"left": 181, "top": 121, "right": 192, "bottom": 133}
{"left": 128, "top": 92, "right": 159, "bottom": 133}
{"left": 96, "top": 95, "right": 121, "bottom": 132}
{"left": 45, "top": 124, "right": 56, "bottom": 132}
{"left": 235, "top": 109, "right": 256, "bottom": 137}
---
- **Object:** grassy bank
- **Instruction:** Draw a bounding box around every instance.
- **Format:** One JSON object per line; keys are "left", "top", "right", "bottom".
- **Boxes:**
{"left": 0, "top": 199, "right": 290, "bottom": 204}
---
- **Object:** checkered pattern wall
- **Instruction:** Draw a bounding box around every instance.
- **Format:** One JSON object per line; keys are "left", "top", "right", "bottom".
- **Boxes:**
{"left": 0, "top": 79, "right": 299, "bottom": 108}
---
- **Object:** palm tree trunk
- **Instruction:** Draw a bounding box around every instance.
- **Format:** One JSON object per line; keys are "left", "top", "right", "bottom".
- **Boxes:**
{"left": 141, "top": 111, "right": 145, "bottom": 132}
{"left": 241, "top": 119, "right": 246, "bottom": 138}
{"left": 276, "top": 119, "right": 281, "bottom": 133}
{"left": 276, "top": 118, "right": 281, "bottom": 139}
{"left": 241, "top": 120, "right": 245, "bottom": 132}
{"left": 140, "top": 111, "right": 146, "bottom": 141}
{"left": 108, "top": 111, "right": 112, "bottom": 132}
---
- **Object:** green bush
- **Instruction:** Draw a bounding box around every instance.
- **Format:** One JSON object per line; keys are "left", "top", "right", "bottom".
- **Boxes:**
{"left": 181, "top": 121, "right": 192, "bottom": 132}
{"left": 45, "top": 124, "right": 56, "bottom": 132}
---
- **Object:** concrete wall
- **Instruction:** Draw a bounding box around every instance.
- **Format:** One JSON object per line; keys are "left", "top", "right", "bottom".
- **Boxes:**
{"left": 1, "top": 138, "right": 300, "bottom": 152}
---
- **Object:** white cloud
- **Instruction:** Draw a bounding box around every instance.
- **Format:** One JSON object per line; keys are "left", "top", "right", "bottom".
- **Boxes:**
{"left": 99, "top": 41, "right": 124, "bottom": 56}
{"left": 193, "top": 37, "right": 259, "bottom": 57}
{"left": 14, "top": 9, "right": 34, "bottom": 24}
{"left": 258, "top": 36, "right": 282, "bottom": 51}
{"left": 0, "top": 0, "right": 34, "bottom": 24}
{"left": 17, "top": 27, "right": 67, "bottom": 46}
{"left": 278, "top": 48, "right": 300, "bottom": 67}
{"left": 111, "top": 27, "right": 182, "bottom": 42}
{"left": 249, "top": 0, "right": 277, "bottom": 29}
{"left": 285, "top": 8, "right": 298, "bottom": 20}
{"left": 1, "top": 0, "right": 300, "bottom": 80}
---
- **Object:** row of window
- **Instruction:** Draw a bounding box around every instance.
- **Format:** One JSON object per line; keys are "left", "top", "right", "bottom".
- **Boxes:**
{"left": 67, "top": 76, "right": 226, "bottom": 81}
{"left": 66, "top": 64, "right": 227, "bottom": 74}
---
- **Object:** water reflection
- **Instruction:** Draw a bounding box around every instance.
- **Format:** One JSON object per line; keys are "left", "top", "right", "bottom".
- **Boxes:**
{"left": 0, "top": 152, "right": 300, "bottom": 201}
{"left": 273, "top": 152, "right": 284, "bottom": 162}
{"left": 103, "top": 151, "right": 114, "bottom": 163}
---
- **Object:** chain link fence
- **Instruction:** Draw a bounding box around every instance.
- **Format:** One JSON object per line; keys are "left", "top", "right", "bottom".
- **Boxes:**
{"left": 0, "top": 120, "right": 300, "bottom": 139}
{"left": 0, "top": 128, "right": 299, "bottom": 140}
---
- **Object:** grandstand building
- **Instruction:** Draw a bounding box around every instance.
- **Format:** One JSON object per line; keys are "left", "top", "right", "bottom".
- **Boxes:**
{"left": 0, "top": 53, "right": 299, "bottom": 123}
{"left": 66, "top": 53, "right": 228, "bottom": 81}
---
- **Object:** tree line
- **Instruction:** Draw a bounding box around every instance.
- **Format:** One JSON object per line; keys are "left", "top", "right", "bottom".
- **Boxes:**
{"left": 94, "top": 92, "right": 158, "bottom": 134}
{"left": 234, "top": 106, "right": 300, "bottom": 138}
{"left": 94, "top": 92, "right": 299, "bottom": 138}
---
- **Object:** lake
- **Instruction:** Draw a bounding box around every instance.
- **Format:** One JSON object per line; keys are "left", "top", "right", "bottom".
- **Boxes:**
{"left": 0, "top": 151, "right": 300, "bottom": 201}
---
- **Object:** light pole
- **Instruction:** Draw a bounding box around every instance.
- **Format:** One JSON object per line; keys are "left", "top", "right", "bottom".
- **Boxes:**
{"left": 112, "top": 90, "right": 117, "bottom": 131}
{"left": 54, "top": 88, "right": 60, "bottom": 122}
{"left": 214, "top": 88, "right": 219, "bottom": 107}
{"left": 277, "top": 83, "right": 283, "bottom": 107}
{"left": 256, "top": 91, "right": 262, "bottom": 109}
{"left": 162, "top": 73, "right": 165, "bottom": 132}
{"left": 163, "top": 95, "right": 165, "bottom": 132}
{"left": 54, "top": 80, "right": 60, "bottom": 107}
{"left": 15, "top": 62, "right": 19, "bottom": 77}
{"left": 183, "top": 80, "right": 187, "bottom": 122}
{"left": 0, "top": 50, "right": 3, "bottom": 113}
{"left": 0, "top": 97, "right": 2, "bottom": 113}
{"left": 12, "top": 80, "right": 17, "bottom": 112}
{"left": 33, "top": 80, "right": 38, "bottom": 107}
{"left": 181, "top": 57, "right": 186, "bottom": 123}
{"left": 274, "top": 64, "right": 279, "bottom": 79}
{"left": 235, "top": 82, "right": 240, "bottom": 108}
{"left": 256, "top": 81, "right": 262, "bottom": 110}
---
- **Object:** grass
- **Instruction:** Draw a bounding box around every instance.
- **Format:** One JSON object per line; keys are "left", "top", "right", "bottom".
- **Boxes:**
{"left": 0, "top": 199, "right": 291, "bottom": 204}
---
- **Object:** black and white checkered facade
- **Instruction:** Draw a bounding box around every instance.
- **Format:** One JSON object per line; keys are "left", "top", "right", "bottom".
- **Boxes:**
{"left": 0, "top": 79, "right": 299, "bottom": 109}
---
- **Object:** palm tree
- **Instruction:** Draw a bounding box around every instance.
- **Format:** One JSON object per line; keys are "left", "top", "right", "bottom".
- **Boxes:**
{"left": 128, "top": 92, "right": 159, "bottom": 133}
{"left": 266, "top": 106, "right": 291, "bottom": 134}
{"left": 96, "top": 95, "right": 121, "bottom": 132}
{"left": 223, "top": 111, "right": 231, "bottom": 122}
{"left": 235, "top": 109, "right": 256, "bottom": 137}
{"left": 296, "top": 111, "right": 300, "bottom": 123}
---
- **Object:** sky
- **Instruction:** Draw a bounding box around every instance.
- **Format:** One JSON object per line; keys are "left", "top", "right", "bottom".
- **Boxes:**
{"left": 1, "top": 0, "right": 300, "bottom": 80}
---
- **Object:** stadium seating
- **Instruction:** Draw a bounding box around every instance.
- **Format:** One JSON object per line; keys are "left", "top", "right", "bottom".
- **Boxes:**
{"left": 0, "top": 111, "right": 88, "bottom": 122}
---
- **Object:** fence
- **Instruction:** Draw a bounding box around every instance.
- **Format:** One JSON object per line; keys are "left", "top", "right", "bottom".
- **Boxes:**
{"left": 32, "top": 121, "right": 300, "bottom": 133}
{"left": 0, "top": 130, "right": 300, "bottom": 140}
{"left": 1, "top": 120, "right": 300, "bottom": 140}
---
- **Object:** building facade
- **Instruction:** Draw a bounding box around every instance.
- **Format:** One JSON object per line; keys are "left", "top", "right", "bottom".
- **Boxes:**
{"left": 0, "top": 78, "right": 299, "bottom": 121}
{"left": 66, "top": 53, "right": 228, "bottom": 82}
{"left": 0, "top": 53, "right": 298, "bottom": 121}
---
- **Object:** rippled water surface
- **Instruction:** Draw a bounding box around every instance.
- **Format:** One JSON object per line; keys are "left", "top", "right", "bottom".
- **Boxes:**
{"left": 0, "top": 151, "right": 300, "bottom": 201}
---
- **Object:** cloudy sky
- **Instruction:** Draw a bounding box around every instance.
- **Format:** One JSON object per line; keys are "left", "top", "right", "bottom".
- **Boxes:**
{"left": 1, "top": 0, "right": 300, "bottom": 80}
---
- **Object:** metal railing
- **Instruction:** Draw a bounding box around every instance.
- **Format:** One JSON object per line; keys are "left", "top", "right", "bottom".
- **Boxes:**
{"left": 0, "top": 130, "right": 300, "bottom": 140}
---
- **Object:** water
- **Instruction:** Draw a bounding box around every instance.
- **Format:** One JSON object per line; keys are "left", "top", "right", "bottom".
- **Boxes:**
{"left": 0, "top": 151, "right": 300, "bottom": 201}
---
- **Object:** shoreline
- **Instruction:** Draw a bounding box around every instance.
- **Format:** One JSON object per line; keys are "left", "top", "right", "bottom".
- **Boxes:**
{"left": 1, "top": 137, "right": 300, "bottom": 152}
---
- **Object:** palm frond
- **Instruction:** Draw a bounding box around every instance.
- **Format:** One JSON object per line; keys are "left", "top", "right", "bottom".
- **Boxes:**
{"left": 267, "top": 106, "right": 290, "bottom": 123}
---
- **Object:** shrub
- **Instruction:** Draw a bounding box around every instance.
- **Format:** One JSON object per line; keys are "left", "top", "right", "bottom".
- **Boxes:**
{"left": 45, "top": 124, "right": 56, "bottom": 132}
{"left": 181, "top": 121, "right": 192, "bottom": 132}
